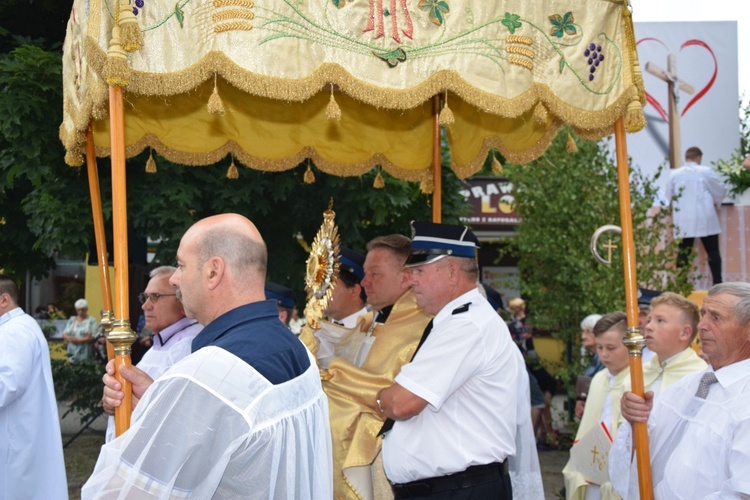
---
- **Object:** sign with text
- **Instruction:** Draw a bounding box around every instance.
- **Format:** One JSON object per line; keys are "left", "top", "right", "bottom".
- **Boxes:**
{"left": 481, "top": 266, "right": 521, "bottom": 300}
{"left": 459, "top": 177, "right": 519, "bottom": 227}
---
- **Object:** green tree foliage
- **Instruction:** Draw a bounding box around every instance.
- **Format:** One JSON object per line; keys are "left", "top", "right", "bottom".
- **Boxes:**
{"left": 0, "top": 41, "right": 74, "bottom": 277}
{"left": 499, "top": 130, "right": 692, "bottom": 374}
{"left": 51, "top": 357, "right": 105, "bottom": 424}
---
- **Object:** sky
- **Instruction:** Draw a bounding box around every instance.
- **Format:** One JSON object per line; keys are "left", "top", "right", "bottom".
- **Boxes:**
{"left": 631, "top": 0, "right": 749, "bottom": 101}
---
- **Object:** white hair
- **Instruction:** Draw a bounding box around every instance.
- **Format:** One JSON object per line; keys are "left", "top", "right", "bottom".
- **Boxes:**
{"left": 580, "top": 314, "right": 602, "bottom": 330}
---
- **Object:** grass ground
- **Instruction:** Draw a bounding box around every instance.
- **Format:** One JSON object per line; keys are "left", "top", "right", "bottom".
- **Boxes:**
{"left": 63, "top": 432, "right": 105, "bottom": 500}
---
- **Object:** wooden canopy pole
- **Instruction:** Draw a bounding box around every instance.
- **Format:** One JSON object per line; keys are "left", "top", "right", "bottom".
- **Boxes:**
{"left": 108, "top": 83, "right": 137, "bottom": 437}
{"left": 432, "top": 95, "right": 442, "bottom": 223}
{"left": 614, "top": 117, "right": 653, "bottom": 499}
{"left": 85, "top": 128, "right": 115, "bottom": 362}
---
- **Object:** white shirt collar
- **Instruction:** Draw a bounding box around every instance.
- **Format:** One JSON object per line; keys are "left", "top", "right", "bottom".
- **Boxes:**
{"left": 0, "top": 307, "right": 24, "bottom": 327}
{"left": 714, "top": 357, "right": 750, "bottom": 388}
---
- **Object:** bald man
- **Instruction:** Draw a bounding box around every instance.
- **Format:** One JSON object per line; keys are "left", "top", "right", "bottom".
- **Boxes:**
{"left": 84, "top": 214, "right": 332, "bottom": 498}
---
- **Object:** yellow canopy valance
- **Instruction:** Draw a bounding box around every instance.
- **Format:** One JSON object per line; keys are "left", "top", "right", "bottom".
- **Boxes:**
{"left": 61, "top": 0, "right": 645, "bottom": 177}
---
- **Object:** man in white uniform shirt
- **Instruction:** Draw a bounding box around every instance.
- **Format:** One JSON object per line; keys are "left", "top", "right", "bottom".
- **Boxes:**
{"left": 0, "top": 274, "right": 67, "bottom": 499}
{"left": 102, "top": 266, "right": 202, "bottom": 442}
{"left": 612, "top": 282, "right": 750, "bottom": 498}
{"left": 377, "top": 221, "right": 523, "bottom": 499}
{"left": 665, "top": 146, "right": 727, "bottom": 285}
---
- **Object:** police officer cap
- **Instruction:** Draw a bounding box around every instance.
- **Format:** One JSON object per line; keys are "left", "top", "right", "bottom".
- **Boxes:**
{"left": 637, "top": 288, "right": 660, "bottom": 308}
{"left": 405, "top": 221, "right": 479, "bottom": 268}
{"left": 265, "top": 281, "right": 297, "bottom": 309}
{"left": 339, "top": 247, "right": 365, "bottom": 282}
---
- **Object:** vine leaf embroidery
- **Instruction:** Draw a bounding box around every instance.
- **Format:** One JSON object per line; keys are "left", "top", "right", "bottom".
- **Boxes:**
{"left": 372, "top": 47, "right": 408, "bottom": 67}
{"left": 174, "top": 3, "right": 185, "bottom": 28}
{"left": 418, "top": 0, "right": 450, "bottom": 26}
{"left": 502, "top": 13, "right": 522, "bottom": 34}
{"left": 549, "top": 12, "right": 575, "bottom": 38}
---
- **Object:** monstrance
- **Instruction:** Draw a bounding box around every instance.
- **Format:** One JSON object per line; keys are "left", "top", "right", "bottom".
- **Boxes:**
{"left": 304, "top": 200, "right": 340, "bottom": 329}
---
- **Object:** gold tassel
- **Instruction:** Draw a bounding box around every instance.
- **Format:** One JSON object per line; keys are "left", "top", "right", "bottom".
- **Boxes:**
{"left": 491, "top": 156, "right": 503, "bottom": 174}
{"left": 145, "top": 149, "right": 157, "bottom": 173}
{"left": 566, "top": 133, "right": 578, "bottom": 153}
{"left": 103, "top": 27, "right": 131, "bottom": 87}
{"left": 208, "top": 74, "right": 225, "bottom": 115}
{"left": 226, "top": 158, "right": 239, "bottom": 179}
{"left": 119, "top": 2, "right": 143, "bottom": 52}
{"left": 438, "top": 92, "right": 455, "bottom": 126}
{"left": 420, "top": 175, "right": 434, "bottom": 194}
{"left": 304, "top": 163, "right": 315, "bottom": 184}
{"left": 533, "top": 103, "right": 548, "bottom": 125}
{"left": 65, "top": 149, "right": 84, "bottom": 167}
{"left": 326, "top": 87, "right": 341, "bottom": 121}
{"left": 626, "top": 99, "right": 647, "bottom": 133}
{"left": 373, "top": 168, "right": 385, "bottom": 189}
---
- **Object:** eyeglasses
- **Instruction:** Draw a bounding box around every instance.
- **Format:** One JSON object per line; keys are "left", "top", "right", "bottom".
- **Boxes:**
{"left": 137, "top": 292, "right": 177, "bottom": 304}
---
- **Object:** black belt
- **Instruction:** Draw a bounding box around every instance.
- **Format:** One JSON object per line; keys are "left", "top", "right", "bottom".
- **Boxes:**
{"left": 391, "top": 461, "right": 509, "bottom": 497}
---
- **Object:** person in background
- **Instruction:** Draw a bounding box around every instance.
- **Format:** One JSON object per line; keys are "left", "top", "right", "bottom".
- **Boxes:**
{"left": 507, "top": 297, "right": 528, "bottom": 353}
{"left": 575, "top": 313, "right": 604, "bottom": 420}
{"left": 102, "top": 266, "right": 202, "bottom": 442}
{"left": 637, "top": 288, "right": 659, "bottom": 364}
{"left": 62, "top": 298, "right": 97, "bottom": 362}
{"left": 289, "top": 307, "right": 306, "bottom": 335}
{"left": 508, "top": 297, "right": 557, "bottom": 444}
{"left": 0, "top": 274, "right": 68, "bottom": 498}
{"left": 563, "top": 312, "right": 631, "bottom": 499}
{"left": 310, "top": 246, "right": 369, "bottom": 369}
{"left": 324, "top": 246, "right": 368, "bottom": 328}
{"left": 666, "top": 146, "right": 727, "bottom": 285}
{"left": 265, "top": 281, "right": 297, "bottom": 329}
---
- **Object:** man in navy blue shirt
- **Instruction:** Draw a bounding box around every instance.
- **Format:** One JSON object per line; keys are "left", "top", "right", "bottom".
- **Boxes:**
{"left": 89, "top": 214, "right": 331, "bottom": 498}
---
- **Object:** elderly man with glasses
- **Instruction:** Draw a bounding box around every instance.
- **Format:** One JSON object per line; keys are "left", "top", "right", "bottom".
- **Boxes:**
{"left": 102, "top": 265, "right": 202, "bottom": 442}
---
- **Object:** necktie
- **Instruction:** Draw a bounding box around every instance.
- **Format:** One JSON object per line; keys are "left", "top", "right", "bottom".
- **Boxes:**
{"left": 377, "top": 319, "right": 434, "bottom": 437}
{"left": 694, "top": 371, "right": 718, "bottom": 399}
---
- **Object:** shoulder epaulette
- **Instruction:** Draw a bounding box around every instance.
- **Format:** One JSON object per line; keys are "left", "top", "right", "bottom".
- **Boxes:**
{"left": 452, "top": 302, "right": 471, "bottom": 315}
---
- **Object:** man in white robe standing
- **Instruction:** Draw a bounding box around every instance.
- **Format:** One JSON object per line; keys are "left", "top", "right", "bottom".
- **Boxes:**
{"left": 611, "top": 282, "right": 750, "bottom": 498}
{"left": 83, "top": 213, "right": 332, "bottom": 498}
{"left": 666, "top": 146, "right": 727, "bottom": 285}
{"left": 0, "top": 274, "right": 68, "bottom": 499}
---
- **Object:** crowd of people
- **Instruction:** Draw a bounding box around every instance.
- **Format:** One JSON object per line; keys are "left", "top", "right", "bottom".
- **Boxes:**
{"left": 1, "top": 161, "right": 748, "bottom": 499}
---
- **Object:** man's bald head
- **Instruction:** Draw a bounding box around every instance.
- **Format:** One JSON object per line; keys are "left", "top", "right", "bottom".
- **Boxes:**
{"left": 188, "top": 214, "right": 267, "bottom": 280}
{"left": 171, "top": 214, "right": 268, "bottom": 325}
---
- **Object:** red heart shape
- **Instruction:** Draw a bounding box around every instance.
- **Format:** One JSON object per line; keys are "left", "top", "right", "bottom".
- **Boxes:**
{"left": 636, "top": 37, "right": 718, "bottom": 120}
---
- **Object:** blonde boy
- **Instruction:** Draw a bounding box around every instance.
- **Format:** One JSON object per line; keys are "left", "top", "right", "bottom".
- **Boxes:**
{"left": 641, "top": 292, "right": 707, "bottom": 395}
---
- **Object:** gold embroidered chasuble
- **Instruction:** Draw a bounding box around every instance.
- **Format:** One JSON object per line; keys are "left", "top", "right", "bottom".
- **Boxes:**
{"left": 323, "top": 289, "right": 431, "bottom": 499}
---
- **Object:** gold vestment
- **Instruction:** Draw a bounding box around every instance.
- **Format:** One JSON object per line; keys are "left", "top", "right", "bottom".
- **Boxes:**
{"left": 318, "top": 290, "right": 431, "bottom": 499}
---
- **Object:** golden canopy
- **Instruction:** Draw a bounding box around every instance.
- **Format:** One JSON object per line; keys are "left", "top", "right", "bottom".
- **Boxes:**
{"left": 61, "top": 0, "right": 645, "bottom": 180}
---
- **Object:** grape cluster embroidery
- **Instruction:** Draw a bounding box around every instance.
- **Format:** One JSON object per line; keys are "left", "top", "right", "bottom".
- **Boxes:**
{"left": 584, "top": 43, "right": 604, "bottom": 81}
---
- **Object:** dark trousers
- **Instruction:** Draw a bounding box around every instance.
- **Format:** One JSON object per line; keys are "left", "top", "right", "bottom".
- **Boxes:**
{"left": 677, "top": 235, "right": 722, "bottom": 284}
{"left": 391, "top": 463, "right": 512, "bottom": 499}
